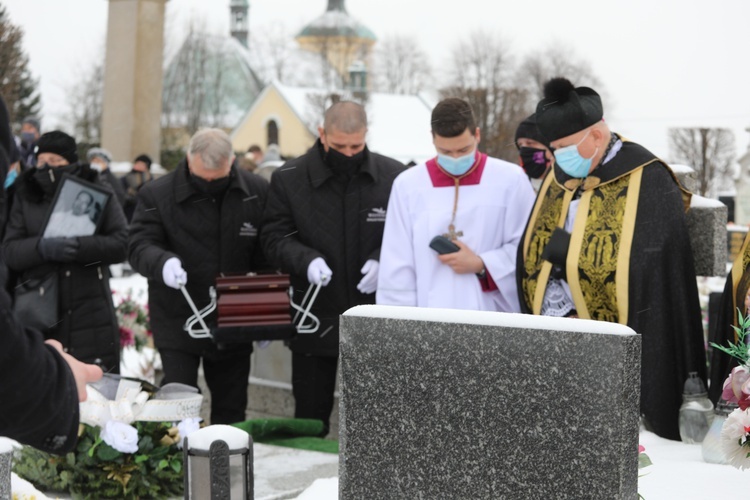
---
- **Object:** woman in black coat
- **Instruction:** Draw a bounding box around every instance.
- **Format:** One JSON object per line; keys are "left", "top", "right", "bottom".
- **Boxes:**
{"left": 2, "top": 131, "right": 128, "bottom": 373}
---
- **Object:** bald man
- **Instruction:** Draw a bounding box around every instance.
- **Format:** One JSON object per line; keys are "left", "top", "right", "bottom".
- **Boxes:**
{"left": 261, "top": 101, "right": 404, "bottom": 436}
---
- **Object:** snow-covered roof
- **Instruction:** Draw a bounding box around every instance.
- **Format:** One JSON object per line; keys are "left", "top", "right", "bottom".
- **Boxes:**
{"left": 271, "top": 81, "right": 437, "bottom": 165}
{"left": 162, "top": 34, "right": 265, "bottom": 130}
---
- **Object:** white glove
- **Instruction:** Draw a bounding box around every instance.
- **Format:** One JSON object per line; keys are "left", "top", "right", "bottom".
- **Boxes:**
{"left": 357, "top": 259, "right": 379, "bottom": 294}
{"left": 162, "top": 257, "right": 187, "bottom": 289}
{"left": 307, "top": 257, "right": 332, "bottom": 286}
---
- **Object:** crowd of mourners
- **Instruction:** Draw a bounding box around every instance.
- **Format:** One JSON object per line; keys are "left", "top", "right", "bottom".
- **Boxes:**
{"left": 0, "top": 76, "right": 745, "bottom": 455}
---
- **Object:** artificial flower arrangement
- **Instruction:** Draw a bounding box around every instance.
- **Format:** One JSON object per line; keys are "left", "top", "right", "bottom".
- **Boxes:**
{"left": 710, "top": 309, "right": 750, "bottom": 470}
{"left": 13, "top": 376, "right": 203, "bottom": 499}
{"left": 114, "top": 288, "right": 161, "bottom": 383}
{"left": 637, "top": 443, "right": 652, "bottom": 500}
{"left": 114, "top": 288, "right": 152, "bottom": 351}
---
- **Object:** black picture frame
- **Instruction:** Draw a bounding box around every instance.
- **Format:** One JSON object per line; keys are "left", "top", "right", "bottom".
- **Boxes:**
{"left": 41, "top": 173, "right": 112, "bottom": 239}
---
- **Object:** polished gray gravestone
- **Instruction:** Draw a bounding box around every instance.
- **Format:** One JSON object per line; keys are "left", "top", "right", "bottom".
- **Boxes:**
{"left": 672, "top": 164, "right": 728, "bottom": 277}
{"left": 339, "top": 306, "right": 641, "bottom": 500}
{"left": 686, "top": 195, "right": 728, "bottom": 277}
{"left": 0, "top": 448, "right": 10, "bottom": 500}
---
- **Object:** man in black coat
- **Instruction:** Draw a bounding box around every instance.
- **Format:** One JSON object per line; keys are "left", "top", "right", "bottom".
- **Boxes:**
{"left": 261, "top": 101, "right": 405, "bottom": 436}
{"left": 129, "top": 128, "right": 269, "bottom": 425}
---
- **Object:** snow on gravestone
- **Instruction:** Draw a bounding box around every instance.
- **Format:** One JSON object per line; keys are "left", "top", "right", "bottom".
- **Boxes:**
{"left": 339, "top": 306, "right": 641, "bottom": 500}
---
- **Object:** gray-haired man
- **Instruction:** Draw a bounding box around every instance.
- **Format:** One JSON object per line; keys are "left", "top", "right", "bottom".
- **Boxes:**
{"left": 128, "top": 128, "right": 270, "bottom": 424}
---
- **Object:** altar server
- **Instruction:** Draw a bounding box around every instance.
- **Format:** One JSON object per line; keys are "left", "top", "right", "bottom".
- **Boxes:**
{"left": 377, "top": 97, "right": 535, "bottom": 311}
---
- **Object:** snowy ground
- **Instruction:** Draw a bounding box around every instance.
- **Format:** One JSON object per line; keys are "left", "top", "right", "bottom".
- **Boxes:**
{"left": 11, "top": 429, "right": 749, "bottom": 500}
{"left": 6, "top": 271, "right": 743, "bottom": 499}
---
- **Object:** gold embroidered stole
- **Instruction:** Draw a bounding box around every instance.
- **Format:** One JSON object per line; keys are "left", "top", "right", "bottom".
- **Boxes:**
{"left": 522, "top": 173, "right": 570, "bottom": 314}
{"left": 521, "top": 167, "right": 647, "bottom": 323}
{"left": 566, "top": 170, "right": 642, "bottom": 323}
{"left": 730, "top": 231, "right": 750, "bottom": 339}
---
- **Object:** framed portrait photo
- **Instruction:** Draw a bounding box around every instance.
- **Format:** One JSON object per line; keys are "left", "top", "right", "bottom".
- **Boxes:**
{"left": 41, "top": 174, "right": 112, "bottom": 239}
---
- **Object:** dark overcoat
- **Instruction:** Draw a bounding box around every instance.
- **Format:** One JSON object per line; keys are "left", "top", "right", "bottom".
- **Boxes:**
{"left": 3, "top": 164, "right": 128, "bottom": 372}
{"left": 128, "top": 160, "right": 270, "bottom": 354}
{"left": 261, "top": 142, "right": 404, "bottom": 356}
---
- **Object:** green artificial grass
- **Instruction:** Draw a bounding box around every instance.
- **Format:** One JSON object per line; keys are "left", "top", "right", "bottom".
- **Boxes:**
{"left": 232, "top": 418, "right": 339, "bottom": 454}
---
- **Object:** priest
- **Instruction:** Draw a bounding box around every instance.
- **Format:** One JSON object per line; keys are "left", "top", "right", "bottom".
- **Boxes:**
{"left": 377, "top": 98, "right": 535, "bottom": 312}
{"left": 517, "top": 78, "right": 707, "bottom": 440}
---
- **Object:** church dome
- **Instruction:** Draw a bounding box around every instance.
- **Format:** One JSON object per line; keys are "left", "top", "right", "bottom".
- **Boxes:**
{"left": 296, "top": 0, "right": 376, "bottom": 41}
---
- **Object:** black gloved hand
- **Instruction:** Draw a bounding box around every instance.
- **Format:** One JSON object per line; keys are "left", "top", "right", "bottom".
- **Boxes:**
{"left": 38, "top": 237, "right": 80, "bottom": 263}
{"left": 541, "top": 227, "right": 571, "bottom": 267}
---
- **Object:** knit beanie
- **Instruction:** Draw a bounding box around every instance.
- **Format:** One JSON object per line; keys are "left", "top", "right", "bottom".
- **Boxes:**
{"left": 35, "top": 131, "right": 78, "bottom": 164}
{"left": 87, "top": 147, "right": 112, "bottom": 164}
{"left": 514, "top": 113, "right": 550, "bottom": 149}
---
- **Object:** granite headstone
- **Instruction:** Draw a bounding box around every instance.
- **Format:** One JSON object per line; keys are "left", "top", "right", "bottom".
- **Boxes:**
{"left": 0, "top": 447, "right": 10, "bottom": 500}
{"left": 686, "top": 195, "right": 728, "bottom": 277}
{"left": 339, "top": 306, "right": 641, "bottom": 500}
{"left": 672, "top": 164, "right": 728, "bottom": 277}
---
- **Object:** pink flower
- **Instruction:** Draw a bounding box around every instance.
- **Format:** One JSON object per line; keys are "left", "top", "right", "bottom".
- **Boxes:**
{"left": 638, "top": 444, "right": 645, "bottom": 453}
{"left": 720, "top": 408, "right": 750, "bottom": 470}
{"left": 722, "top": 366, "right": 750, "bottom": 410}
{"left": 119, "top": 326, "right": 134, "bottom": 348}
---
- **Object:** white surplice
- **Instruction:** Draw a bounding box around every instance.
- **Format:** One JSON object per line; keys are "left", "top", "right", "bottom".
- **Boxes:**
{"left": 376, "top": 154, "right": 536, "bottom": 312}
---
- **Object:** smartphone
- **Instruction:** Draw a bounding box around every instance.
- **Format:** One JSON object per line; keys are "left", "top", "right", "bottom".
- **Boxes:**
{"left": 429, "top": 235, "right": 460, "bottom": 255}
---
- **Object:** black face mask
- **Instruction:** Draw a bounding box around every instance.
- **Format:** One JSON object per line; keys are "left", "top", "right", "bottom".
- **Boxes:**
{"left": 519, "top": 146, "right": 550, "bottom": 179}
{"left": 34, "top": 163, "right": 79, "bottom": 196}
{"left": 324, "top": 146, "right": 367, "bottom": 176}
{"left": 190, "top": 172, "right": 232, "bottom": 197}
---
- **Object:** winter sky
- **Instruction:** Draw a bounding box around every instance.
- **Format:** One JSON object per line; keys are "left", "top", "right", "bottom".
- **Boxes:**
{"left": 3, "top": 0, "right": 750, "bottom": 163}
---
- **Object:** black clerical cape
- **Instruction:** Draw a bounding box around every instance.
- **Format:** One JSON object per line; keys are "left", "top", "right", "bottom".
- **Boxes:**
{"left": 708, "top": 232, "right": 750, "bottom": 404}
{"left": 517, "top": 137, "right": 707, "bottom": 440}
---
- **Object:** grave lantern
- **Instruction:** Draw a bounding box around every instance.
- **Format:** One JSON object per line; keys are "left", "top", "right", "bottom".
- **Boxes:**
{"left": 184, "top": 425, "right": 253, "bottom": 499}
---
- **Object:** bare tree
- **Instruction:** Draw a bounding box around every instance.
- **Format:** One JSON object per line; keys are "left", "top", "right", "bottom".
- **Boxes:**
{"left": 65, "top": 60, "right": 105, "bottom": 145}
{"left": 372, "top": 34, "right": 432, "bottom": 95}
{"left": 250, "top": 22, "right": 296, "bottom": 83}
{"left": 162, "top": 29, "right": 212, "bottom": 135}
{"left": 520, "top": 43, "right": 605, "bottom": 102}
{"left": 0, "top": 5, "right": 41, "bottom": 124}
{"left": 668, "top": 127, "right": 735, "bottom": 197}
{"left": 441, "top": 31, "right": 530, "bottom": 162}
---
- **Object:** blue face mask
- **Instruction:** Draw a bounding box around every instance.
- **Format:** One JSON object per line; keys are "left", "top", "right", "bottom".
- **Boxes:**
{"left": 437, "top": 150, "right": 476, "bottom": 176}
{"left": 553, "top": 130, "right": 598, "bottom": 178}
{"left": 3, "top": 168, "right": 17, "bottom": 189}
